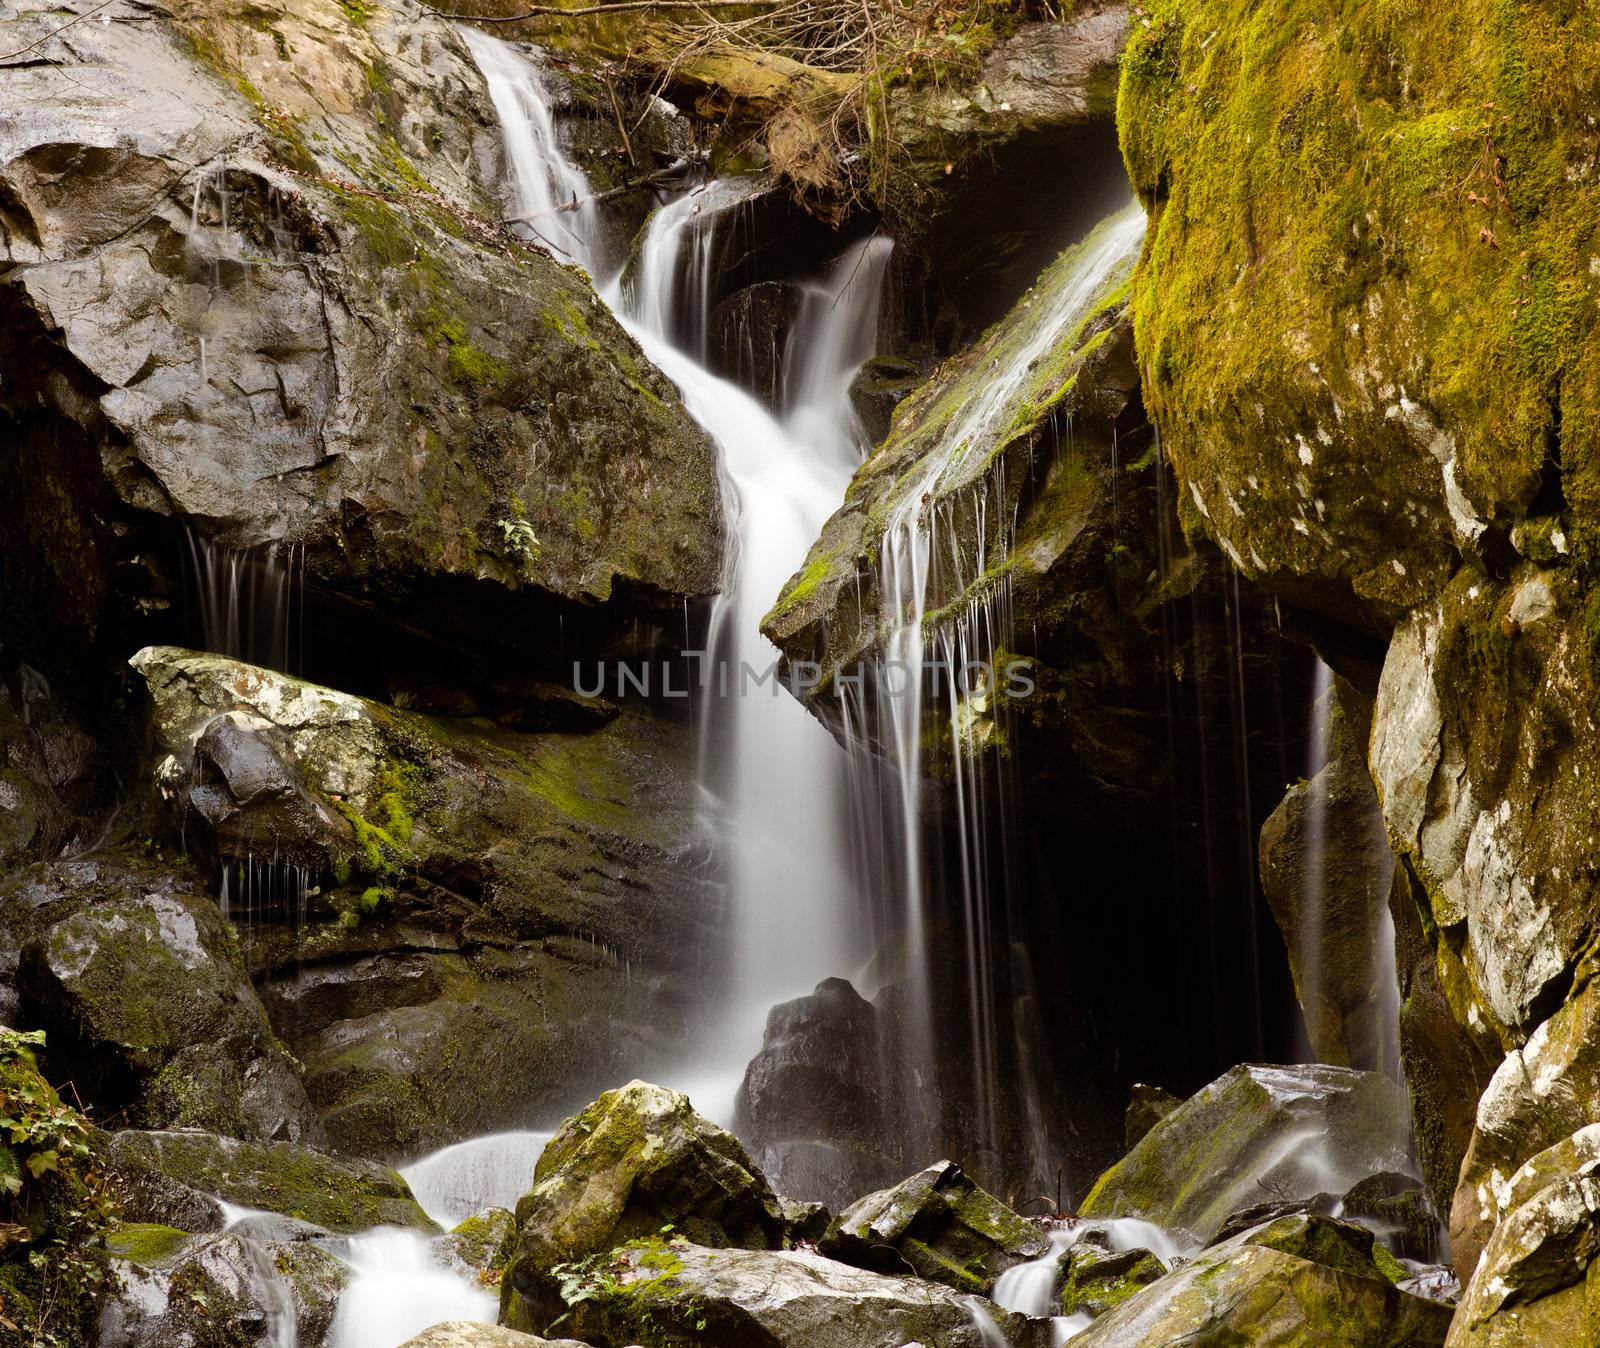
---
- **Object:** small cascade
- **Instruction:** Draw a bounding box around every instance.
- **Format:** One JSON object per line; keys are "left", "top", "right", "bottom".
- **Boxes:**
{"left": 215, "top": 1203, "right": 306, "bottom": 1348}
{"left": 465, "top": 31, "right": 892, "bottom": 1126}
{"left": 182, "top": 527, "right": 304, "bottom": 675}
{"left": 327, "top": 1227, "right": 498, "bottom": 1348}
{"left": 399, "top": 1129, "right": 554, "bottom": 1228}
{"left": 847, "top": 206, "right": 1146, "bottom": 1182}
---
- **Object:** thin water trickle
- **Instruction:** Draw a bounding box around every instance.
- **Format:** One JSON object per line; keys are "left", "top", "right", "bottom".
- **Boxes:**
{"left": 1300, "top": 658, "right": 1334, "bottom": 1055}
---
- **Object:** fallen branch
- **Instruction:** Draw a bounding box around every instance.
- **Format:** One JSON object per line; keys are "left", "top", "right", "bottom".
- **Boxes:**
{"left": 428, "top": 0, "right": 780, "bottom": 20}
{"left": 0, "top": 0, "right": 119, "bottom": 64}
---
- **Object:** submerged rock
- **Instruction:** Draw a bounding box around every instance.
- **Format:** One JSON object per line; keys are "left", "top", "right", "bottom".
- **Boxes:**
{"left": 500, "top": 1081, "right": 785, "bottom": 1332}
{"left": 99, "top": 1128, "right": 434, "bottom": 1234}
{"left": 1080, "top": 1063, "right": 1416, "bottom": 1246}
{"left": 1071, "top": 1214, "right": 1451, "bottom": 1346}
{"left": 734, "top": 977, "right": 896, "bottom": 1208}
{"left": 132, "top": 646, "right": 720, "bottom": 1156}
{"left": 820, "top": 1160, "right": 1048, "bottom": 1296}
{"left": 535, "top": 1240, "right": 1051, "bottom": 1347}
{"left": 2, "top": 849, "right": 314, "bottom": 1142}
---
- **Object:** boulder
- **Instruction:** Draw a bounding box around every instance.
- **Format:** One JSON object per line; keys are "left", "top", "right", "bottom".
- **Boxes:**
{"left": 1071, "top": 1214, "right": 1451, "bottom": 1346}
{"left": 1080, "top": 1064, "right": 1417, "bottom": 1246}
{"left": 734, "top": 977, "right": 896, "bottom": 1209}
{"left": 99, "top": 1128, "right": 435, "bottom": 1234}
{"left": 443, "top": 1208, "right": 517, "bottom": 1280}
{"left": 500, "top": 1081, "right": 785, "bottom": 1331}
{"left": 0, "top": 0, "right": 723, "bottom": 672}
{"left": 820, "top": 1160, "right": 1048, "bottom": 1295}
{"left": 708, "top": 280, "right": 802, "bottom": 410}
{"left": 1447, "top": 1125, "right": 1600, "bottom": 1346}
{"left": 531, "top": 1239, "right": 1053, "bottom": 1347}
{"left": 1260, "top": 674, "right": 1400, "bottom": 1071}
{"left": 1056, "top": 1243, "right": 1165, "bottom": 1319}
{"left": 403, "top": 1326, "right": 586, "bottom": 1348}
{"left": 2, "top": 850, "right": 314, "bottom": 1141}
{"left": 132, "top": 646, "right": 721, "bottom": 1156}
{"left": 1123, "top": 1084, "right": 1182, "bottom": 1153}
{"left": 100, "top": 1223, "right": 346, "bottom": 1348}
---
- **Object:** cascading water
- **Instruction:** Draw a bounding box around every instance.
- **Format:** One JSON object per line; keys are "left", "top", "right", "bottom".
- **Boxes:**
{"left": 845, "top": 206, "right": 1146, "bottom": 1183}
{"left": 468, "top": 29, "right": 891, "bottom": 1121}
{"left": 1299, "top": 658, "right": 1333, "bottom": 1055}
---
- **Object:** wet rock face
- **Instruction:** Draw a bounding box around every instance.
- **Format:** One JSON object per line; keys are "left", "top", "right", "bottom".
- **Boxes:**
{"left": 0, "top": 0, "right": 724, "bottom": 670}
{"left": 734, "top": 977, "right": 896, "bottom": 1209}
{"left": 535, "top": 1241, "right": 1051, "bottom": 1348}
{"left": 1080, "top": 1063, "right": 1418, "bottom": 1247}
{"left": 1448, "top": 1125, "right": 1600, "bottom": 1346}
{"left": 820, "top": 1161, "right": 1048, "bottom": 1296}
{"left": 1372, "top": 566, "right": 1600, "bottom": 1047}
{"left": 500, "top": 1080, "right": 786, "bottom": 1332}
{"left": 132, "top": 646, "right": 721, "bottom": 1157}
{"left": 1259, "top": 674, "right": 1399, "bottom": 1071}
{"left": 1072, "top": 1214, "right": 1453, "bottom": 1347}
{"left": 1, "top": 850, "right": 315, "bottom": 1142}
{"left": 101, "top": 1220, "right": 347, "bottom": 1348}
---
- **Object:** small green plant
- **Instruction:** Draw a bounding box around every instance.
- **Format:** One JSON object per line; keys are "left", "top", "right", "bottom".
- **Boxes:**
{"left": 495, "top": 517, "right": 541, "bottom": 568}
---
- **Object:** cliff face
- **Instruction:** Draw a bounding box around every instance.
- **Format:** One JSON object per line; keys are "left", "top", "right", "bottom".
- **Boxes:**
{"left": 0, "top": 0, "right": 724, "bottom": 671}
{"left": 1117, "top": 0, "right": 1600, "bottom": 1301}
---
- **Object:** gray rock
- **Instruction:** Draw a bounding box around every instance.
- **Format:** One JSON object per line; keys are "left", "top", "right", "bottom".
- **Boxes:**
{"left": 708, "top": 279, "right": 802, "bottom": 409}
{"left": 1447, "top": 1125, "right": 1600, "bottom": 1346}
{"left": 402, "top": 1325, "right": 586, "bottom": 1348}
{"left": 536, "top": 1240, "right": 1054, "bottom": 1347}
{"left": 132, "top": 646, "right": 722, "bottom": 1157}
{"left": 820, "top": 1160, "right": 1048, "bottom": 1295}
{"left": 0, "top": 0, "right": 723, "bottom": 669}
{"left": 1080, "top": 1064, "right": 1417, "bottom": 1246}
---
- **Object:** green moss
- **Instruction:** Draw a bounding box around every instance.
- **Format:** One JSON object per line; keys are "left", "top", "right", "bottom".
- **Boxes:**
{"left": 103, "top": 1223, "right": 191, "bottom": 1266}
{"left": 433, "top": 315, "right": 509, "bottom": 388}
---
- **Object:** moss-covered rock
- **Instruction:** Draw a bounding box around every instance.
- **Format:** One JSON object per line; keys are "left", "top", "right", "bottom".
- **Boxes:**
{"left": 2, "top": 849, "right": 315, "bottom": 1142}
{"left": 1071, "top": 1214, "right": 1452, "bottom": 1347}
{"left": 1056, "top": 1242, "right": 1165, "bottom": 1318}
{"left": 1123, "top": 1084, "right": 1182, "bottom": 1153}
{"left": 1080, "top": 1063, "right": 1416, "bottom": 1246}
{"left": 98, "top": 1127, "right": 433, "bottom": 1233}
{"left": 526, "top": 1239, "right": 1052, "bottom": 1347}
{"left": 819, "top": 1160, "right": 1047, "bottom": 1296}
{"left": 500, "top": 1081, "right": 785, "bottom": 1334}
{"left": 132, "top": 646, "right": 721, "bottom": 1156}
{"left": 1117, "top": 0, "right": 1600, "bottom": 632}
{"left": 402, "top": 1325, "right": 586, "bottom": 1348}
{"left": 0, "top": 0, "right": 723, "bottom": 672}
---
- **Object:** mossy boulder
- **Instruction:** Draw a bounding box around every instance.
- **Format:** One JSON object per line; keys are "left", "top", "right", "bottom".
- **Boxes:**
{"left": 1071, "top": 1214, "right": 1451, "bottom": 1347}
{"left": 1123, "top": 1084, "right": 1182, "bottom": 1153}
{"left": 2, "top": 849, "right": 314, "bottom": 1142}
{"left": 132, "top": 646, "right": 721, "bottom": 1157}
{"left": 525, "top": 1239, "right": 1053, "bottom": 1348}
{"left": 1446, "top": 1125, "right": 1600, "bottom": 1347}
{"left": 1056, "top": 1242, "right": 1165, "bottom": 1319}
{"left": 1080, "top": 1064, "right": 1417, "bottom": 1247}
{"left": 819, "top": 1160, "right": 1048, "bottom": 1296}
{"left": 0, "top": 0, "right": 723, "bottom": 671}
{"left": 500, "top": 1081, "right": 786, "bottom": 1333}
{"left": 1117, "top": 0, "right": 1600, "bottom": 632}
{"left": 443, "top": 1207, "right": 516, "bottom": 1280}
{"left": 98, "top": 1127, "right": 434, "bottom": 1233}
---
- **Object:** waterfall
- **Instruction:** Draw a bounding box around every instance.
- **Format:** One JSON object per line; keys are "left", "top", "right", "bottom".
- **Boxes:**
{"left": 463, "top": 33, "right": 891, "bottom": 1123}
{"left": 183, "top": 528, "right": 304, "bottom": 675}
{"left": 1300, "top": 658, "right": 1333, "bottom": 1054}
{"left": 852, "top": 206, "right": 1146, "bottom": 1181}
